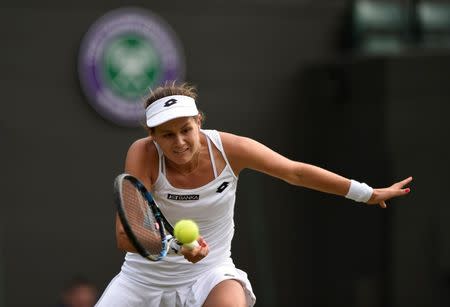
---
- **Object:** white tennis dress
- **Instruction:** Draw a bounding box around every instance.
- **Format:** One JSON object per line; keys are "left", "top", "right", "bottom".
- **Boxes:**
{"left": 96, "top": 129, "right": 256, "bottom": 307}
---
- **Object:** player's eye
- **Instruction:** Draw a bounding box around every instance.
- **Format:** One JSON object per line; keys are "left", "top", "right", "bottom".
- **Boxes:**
{"left": 182, "top": 127, "right": 192, "bottom": 134}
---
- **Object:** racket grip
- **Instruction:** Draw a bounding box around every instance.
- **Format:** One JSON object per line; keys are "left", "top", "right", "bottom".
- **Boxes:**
{"left": 167, "top": 236, "right": 182, "bottom": 255}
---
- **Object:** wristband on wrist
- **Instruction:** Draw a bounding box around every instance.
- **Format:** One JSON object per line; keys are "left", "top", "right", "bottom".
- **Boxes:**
{"left": 345, "top": 179, "right": 373, "bottom": 203}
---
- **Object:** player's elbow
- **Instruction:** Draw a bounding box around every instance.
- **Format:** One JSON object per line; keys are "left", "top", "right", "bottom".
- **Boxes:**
{"left": 283, "top": 162, "right": 305, "bottom": 186}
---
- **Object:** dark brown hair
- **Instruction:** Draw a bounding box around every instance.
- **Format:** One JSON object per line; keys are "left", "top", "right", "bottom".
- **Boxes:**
{"left": 143, "top": 81, "right": 204, "bottom": 132}
{"left": 144, "top": 81, "right": 198, "bottom": 109}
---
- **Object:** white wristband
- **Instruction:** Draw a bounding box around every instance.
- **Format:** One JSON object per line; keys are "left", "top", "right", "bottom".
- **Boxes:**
{"left": 345, "top": 179, "right": 373, "bottom": 203}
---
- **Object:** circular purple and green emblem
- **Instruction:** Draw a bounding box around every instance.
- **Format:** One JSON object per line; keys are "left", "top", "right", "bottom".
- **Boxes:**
{"left": 78, "top": 7, "right": 185, "bottom": 127}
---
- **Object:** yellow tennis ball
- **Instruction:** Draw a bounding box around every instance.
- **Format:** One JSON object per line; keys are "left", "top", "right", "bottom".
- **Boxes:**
{"left": 174, "top": 219, "right": 199, "bottom": 244}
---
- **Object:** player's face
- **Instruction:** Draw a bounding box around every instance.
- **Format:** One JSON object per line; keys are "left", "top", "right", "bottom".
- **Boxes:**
{"left": 152, "top": 116, "right": 202, "bottom": 166}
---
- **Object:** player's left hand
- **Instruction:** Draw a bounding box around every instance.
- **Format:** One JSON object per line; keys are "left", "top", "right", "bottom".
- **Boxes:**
{"left": 367, "top": 176, "right": 413, "bottom": 208}
{"left": 181, "top": 236, "right": 209, "bottom": 263}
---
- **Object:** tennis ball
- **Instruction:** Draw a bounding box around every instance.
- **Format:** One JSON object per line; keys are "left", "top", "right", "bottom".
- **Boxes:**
{"left": 174, "top": 219, "right": 199, "bottom": 244}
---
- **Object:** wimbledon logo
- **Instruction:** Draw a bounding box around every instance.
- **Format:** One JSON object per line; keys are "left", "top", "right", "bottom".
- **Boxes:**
{"left": 78, "top": 7, "right": 185, "bottom": 127}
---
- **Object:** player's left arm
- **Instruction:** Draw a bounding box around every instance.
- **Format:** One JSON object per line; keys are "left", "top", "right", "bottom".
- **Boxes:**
{"left": 221, "top": 132, "right": 412, "bottom": 206}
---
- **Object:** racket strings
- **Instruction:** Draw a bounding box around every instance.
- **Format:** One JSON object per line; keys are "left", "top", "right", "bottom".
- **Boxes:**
{"left": 122, "top": 180, "right": 163, "bottom": 255}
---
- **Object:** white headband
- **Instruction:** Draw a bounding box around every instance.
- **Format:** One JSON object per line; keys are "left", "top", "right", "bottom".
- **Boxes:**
{"left": 146, "top": 95, "right": 199, "bottom": 128}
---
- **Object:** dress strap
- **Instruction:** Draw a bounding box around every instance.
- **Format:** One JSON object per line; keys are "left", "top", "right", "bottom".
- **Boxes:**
{"left": 201, "top": 130, "right": 235, "bottom": 179}
{"left": 205, "top": 136, "right": 218, "bottom": 178}
{"left": 152, "top": 141, "right": 166, "bottom": 175}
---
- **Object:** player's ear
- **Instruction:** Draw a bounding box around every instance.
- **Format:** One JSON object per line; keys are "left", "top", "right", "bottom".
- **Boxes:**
{"left": 195, "top": 114, "right": 202, "bottom": 128}
{"left": 146, "top": 127, "right": 154, "bottom": 138}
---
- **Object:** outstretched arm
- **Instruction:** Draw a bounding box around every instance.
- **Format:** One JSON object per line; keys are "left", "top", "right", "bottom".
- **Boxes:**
{"left": 221, "top": 132, "right": 412, "bottom": 208}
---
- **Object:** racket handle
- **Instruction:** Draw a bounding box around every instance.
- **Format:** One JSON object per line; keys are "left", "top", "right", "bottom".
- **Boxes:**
{"left": 166, "top": 235, "right": 182, "bottom": 255}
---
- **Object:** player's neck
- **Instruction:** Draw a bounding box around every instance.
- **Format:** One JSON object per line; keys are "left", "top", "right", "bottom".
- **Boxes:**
{"left": 166, "top": 151, "right": 201, "bottom": 176}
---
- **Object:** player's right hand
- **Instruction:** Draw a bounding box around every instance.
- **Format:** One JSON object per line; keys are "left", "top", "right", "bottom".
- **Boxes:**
{"left": 181, "top": 236, "right": 209, "bottom": 264}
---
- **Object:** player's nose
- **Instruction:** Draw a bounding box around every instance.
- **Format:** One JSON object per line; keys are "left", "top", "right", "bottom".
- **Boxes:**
{"left": 173, "top": 133, "right": 185, "bottom": 145}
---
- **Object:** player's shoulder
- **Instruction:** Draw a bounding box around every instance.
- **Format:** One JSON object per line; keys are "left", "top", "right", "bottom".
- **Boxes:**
{"left": 217, "top": 131, "right": 259, "bottom": 174}
{"left": 125, "top": 137, "right": 159, "bottom": 184}
{"left": 218, "top": 131, "right": 256, "bottom": 158}
{"left": 218, "top": 130, "right": 241, "bottom": 141}
{"left": 128, "top": 136, "right": 154, "bottom": 150}
{"left": 126, "top": 137, "right": 158, "bottom": 161}
{"left": 218, "top": 131, "right": 251, "bottom": 148}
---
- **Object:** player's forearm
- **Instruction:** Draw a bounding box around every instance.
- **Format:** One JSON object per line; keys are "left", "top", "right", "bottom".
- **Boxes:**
{"left": 116, "top": 232, "right": 138, "bottom": 253}
{"left": 115, "top": 214, "right": 138, "bottom": 252}
{"left": 288, "top": 162, "right": 350, "bottom": 197}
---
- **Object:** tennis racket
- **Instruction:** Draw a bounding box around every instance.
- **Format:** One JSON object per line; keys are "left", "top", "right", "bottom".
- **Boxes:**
{"left": 114, "top": 173, "right": 186, "bottom": 261}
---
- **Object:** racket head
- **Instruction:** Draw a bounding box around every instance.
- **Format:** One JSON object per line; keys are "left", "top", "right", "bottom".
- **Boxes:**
{"left": 114, "top": 173, "right": 169, "bottom": 261}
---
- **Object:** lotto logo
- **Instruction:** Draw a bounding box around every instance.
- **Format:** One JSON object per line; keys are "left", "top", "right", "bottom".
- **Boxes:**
{"left": 216, "top": 182, "right": 230, "bottom": 193}
{"left": 164, "top": 99, "right": 177, "bottom": 107}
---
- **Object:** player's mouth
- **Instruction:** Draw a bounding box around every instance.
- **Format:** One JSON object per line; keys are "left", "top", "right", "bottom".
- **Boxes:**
{"left": 173, "top": 147, "right": 189, "bottom": 154}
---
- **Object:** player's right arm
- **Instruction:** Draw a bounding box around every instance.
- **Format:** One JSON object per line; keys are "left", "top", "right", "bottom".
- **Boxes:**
{"left": 115, "top": 137, "right": 157, "bottom": 252}
{"left": 115, "top": 214, "right": 137, "bottom": 252}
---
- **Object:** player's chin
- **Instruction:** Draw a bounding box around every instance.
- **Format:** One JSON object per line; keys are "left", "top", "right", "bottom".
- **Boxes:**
{"left": 172, "top": 150, "right": 193, "bottom": 162}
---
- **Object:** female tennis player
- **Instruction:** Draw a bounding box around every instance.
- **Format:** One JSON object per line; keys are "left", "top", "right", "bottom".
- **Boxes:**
{"left": 95, "top": 83, "right": 412, "bottom": 307}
